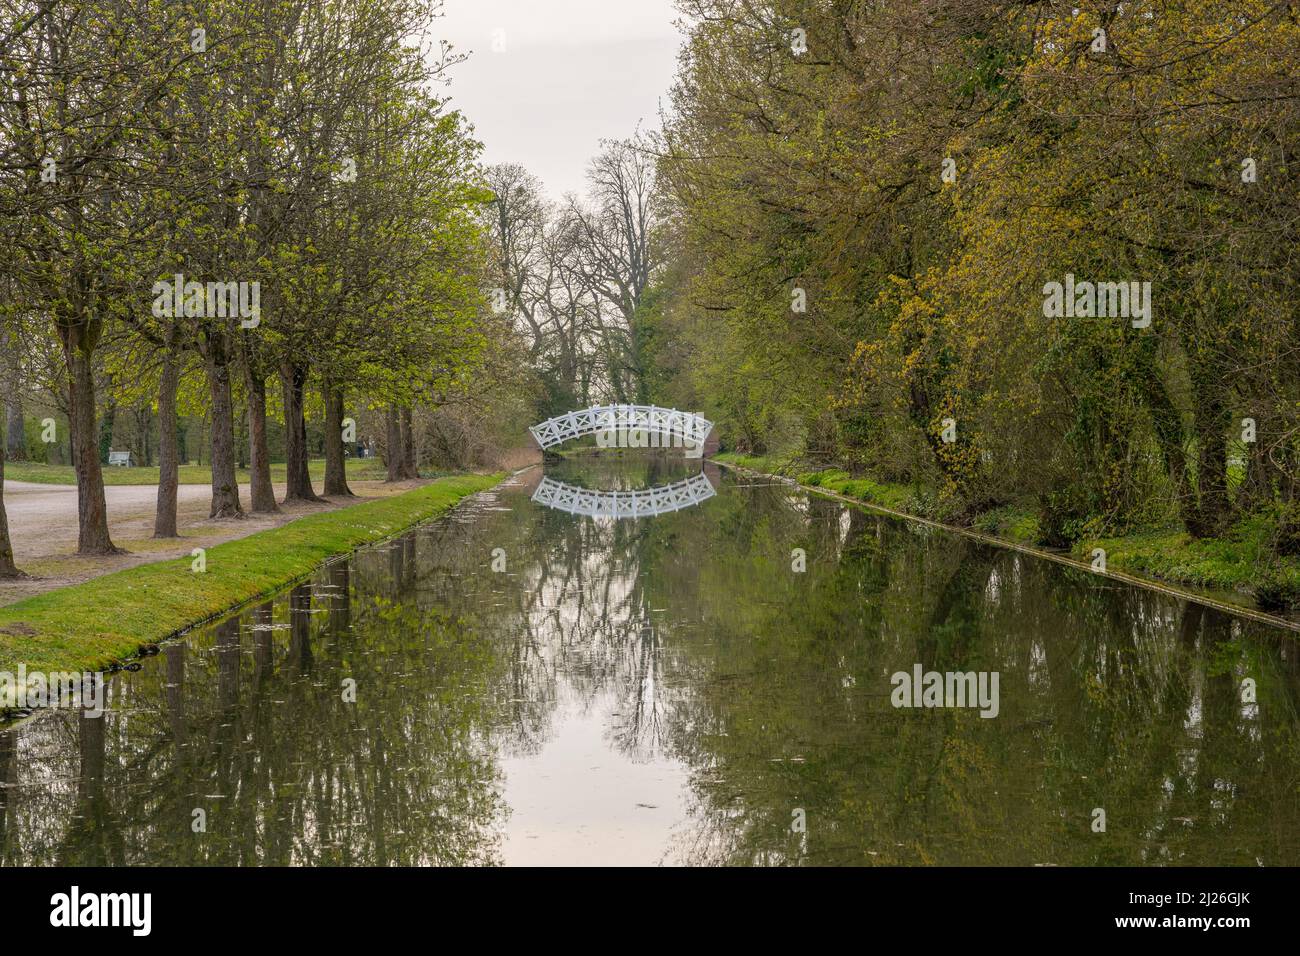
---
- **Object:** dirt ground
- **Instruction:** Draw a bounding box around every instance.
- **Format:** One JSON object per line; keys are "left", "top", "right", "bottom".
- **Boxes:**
{"left": 0, "top": 478, "right": 428, "bottom": 607}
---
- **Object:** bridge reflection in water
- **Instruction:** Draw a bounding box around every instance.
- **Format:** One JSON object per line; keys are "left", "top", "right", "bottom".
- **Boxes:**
{"left": 531, "top": 471, "right": 717, "bottom": 518}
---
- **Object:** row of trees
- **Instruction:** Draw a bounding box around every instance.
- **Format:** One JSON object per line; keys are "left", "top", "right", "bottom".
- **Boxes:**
{"left": 649, "top": 0, "right": 1300, "bottom": 557}
{"left": 0, "top": 0, "right": 512, "bottom": 573}
{"left": 485, "top": 138, "right": 665, "bottom": 418}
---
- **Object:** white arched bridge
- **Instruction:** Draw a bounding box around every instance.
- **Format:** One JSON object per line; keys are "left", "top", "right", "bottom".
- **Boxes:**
{"left": 529, "top": 404, "right": 714, "bottom": 458}
{"left": 532, "top": 473, "right": 717, "bottom": 518}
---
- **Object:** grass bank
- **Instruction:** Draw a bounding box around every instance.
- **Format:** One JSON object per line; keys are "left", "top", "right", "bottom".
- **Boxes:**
{"left": 0, "top": 473, "right": 501, "bottom": 681}
{"left": 1079, "top": 516, "right": 1300, "bottom": 609}
{"left": 6, "top": 457, "right": 389, "bottom": 486}
{"left": 714, "top": 452, "right": 1300, "bottom": 615}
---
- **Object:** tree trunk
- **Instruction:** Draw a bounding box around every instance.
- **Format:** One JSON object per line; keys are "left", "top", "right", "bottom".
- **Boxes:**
{"left": 400, "top": 407, "right": 417, "bottom": 479}
{"left": 154, "top": 348, "right": 180, "bottom": 538}
{"left": 323, "top": 386, "right": 353, "bottom": 497}
{"left": 61, "top": 327, "right": 117, "bottom": 554}
{"left": 281, "top": 361, "right": 322, "bottom": 503}
{"left": 204, "top": 338, "right": 243, "bottom": 519}
{"left": 5, "top": 401, "right": 23, "bottom": 462}
{"left": 245, "top": 367, "right": 279, "bottom": 512}
{"left": 98, "top": 396, "right": 115, "bottom": 465}
{"left": 1238, "top": 410, "right": 1272, "bottom": 513}
{"left": 131, "top": 406, "right": 147, "bottom": 466}
{"left": 0, "top": 438, "right": 20, "bottom": 577}
{"left": 1182, "top": 377, "right": 1231, "bottom": 538}
{"left": 1, "top": 325, "right": 24, "bottom": 461}
{"left": 1189, "top": 417, "right": 1231, "bottom": 536}
{"left": 384, "top": 407, "right": 402, "bottom": 482}
{"left": 236, "top": 405, "right": 249, "bottom": 470}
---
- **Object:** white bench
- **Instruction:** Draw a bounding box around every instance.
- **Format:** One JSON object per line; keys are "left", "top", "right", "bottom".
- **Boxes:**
{"left": 107, "top": 450, "right": 134, "bottom": 467}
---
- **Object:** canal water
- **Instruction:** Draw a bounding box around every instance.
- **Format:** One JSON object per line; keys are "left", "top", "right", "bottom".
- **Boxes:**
{"left": 2, "top": 458, "right": 1298, "bottom": 865}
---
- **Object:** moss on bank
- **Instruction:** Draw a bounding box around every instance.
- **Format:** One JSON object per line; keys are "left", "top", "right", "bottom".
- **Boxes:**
{"left": 0, "top": 473, "right": 501, "bottom": 679}
{"left": 712, "top": 451, "right": 799, "bottom": 476}
{"left": 715, "top": 453, "right": 1300, "bottom": 612}
{"left": 1077, "top": 515, "right": 1300, "bottom": 609}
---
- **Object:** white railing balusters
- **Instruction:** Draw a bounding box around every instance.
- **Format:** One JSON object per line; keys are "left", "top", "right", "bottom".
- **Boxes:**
{"left": 529, "top": 404, "right": 714, "bottom": 457}
{"left": 531, "top": 473, "right": 717, "bottom": 518}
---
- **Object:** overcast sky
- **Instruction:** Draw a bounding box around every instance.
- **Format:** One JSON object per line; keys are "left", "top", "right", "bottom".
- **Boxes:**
{"left": 437, "top": 0, "right": 683, "bottom": 200}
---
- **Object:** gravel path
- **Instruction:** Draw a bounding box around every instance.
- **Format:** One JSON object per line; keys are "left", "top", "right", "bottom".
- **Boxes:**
{"left": 0, "top": 477, "right": 419, "bottom": 606}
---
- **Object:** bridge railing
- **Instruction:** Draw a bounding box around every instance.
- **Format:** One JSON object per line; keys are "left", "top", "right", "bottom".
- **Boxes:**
{"left": 532, "top": 473, "right": 717, "bottom": 518}
{"left": 529, "top": 404, "right": 714, "bottom": 452}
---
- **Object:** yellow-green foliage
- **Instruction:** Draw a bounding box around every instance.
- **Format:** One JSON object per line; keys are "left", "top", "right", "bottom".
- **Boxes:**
{"left": 663, "top": 1, "right": 1300, "bottom": 545}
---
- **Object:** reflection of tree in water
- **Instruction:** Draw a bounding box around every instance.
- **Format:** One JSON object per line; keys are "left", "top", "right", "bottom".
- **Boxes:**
{"left": 0, "top": 470, "right": 707, "bottom": 863}
{"left": 0, "top": 729, "right": 12, "bottom": 858}
{"left": 0, "top": 557, "right": 508, "bottom": 866}
{"left": 403, "top": 461, "right": 743, "bottom": 766}
{"left": 659, "top": 484, "right": 1300, "bottom": 866}
{"left": 419, "top": 476, "right": 687, "bottom": 763}
{"left": 6, "top": 470, "right": 1299, "bottom": 867}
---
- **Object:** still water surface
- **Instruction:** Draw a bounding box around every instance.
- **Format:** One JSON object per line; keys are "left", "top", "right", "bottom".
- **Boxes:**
{"left": 2, "top": 458, "right": 1298, "bottom": 865}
